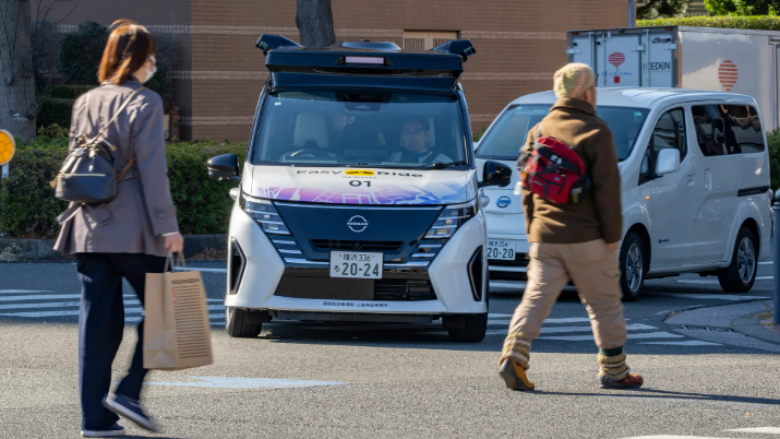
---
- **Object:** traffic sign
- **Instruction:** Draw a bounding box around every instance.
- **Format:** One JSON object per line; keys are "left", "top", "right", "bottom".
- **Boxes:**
{"left": 0, "top": 130, "right": 15, "bottom": 166}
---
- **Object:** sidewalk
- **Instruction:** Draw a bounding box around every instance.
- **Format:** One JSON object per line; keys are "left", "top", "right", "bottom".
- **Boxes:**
{"left": 665, "top": 300, "right": 780, "bottom": 352}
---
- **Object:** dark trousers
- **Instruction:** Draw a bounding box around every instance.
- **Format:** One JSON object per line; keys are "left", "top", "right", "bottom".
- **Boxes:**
{"left": 76, "top": 253, "right": 166, "bottom": 430}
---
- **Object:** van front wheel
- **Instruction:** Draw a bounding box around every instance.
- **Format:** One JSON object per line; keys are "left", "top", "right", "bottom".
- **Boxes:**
{"left": 225, "top": 307, "right": 263, "bottom": 338}
{"left": 619, "top": 233, "right": 646, "bottom": 302}
{"left": 718, "top": 228, "right": 757, "bottom": 293}
{"left": 444, "top": 314, "right": 487, "bottom": 342}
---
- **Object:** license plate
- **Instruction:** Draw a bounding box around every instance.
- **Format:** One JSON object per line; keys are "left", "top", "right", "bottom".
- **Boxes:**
{"left": 487, "top": 240, "right": 517, "bottom": 260}
{"left": 329, "top": 251, "right": 383, "bottom": 279}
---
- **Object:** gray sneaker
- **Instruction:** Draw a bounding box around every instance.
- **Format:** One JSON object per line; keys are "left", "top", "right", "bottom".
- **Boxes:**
{"left": 81, "top": 422, "right": 125, "bottom": 437}
{"left": 103, "top": 395, "right": 159, "bottom": 433}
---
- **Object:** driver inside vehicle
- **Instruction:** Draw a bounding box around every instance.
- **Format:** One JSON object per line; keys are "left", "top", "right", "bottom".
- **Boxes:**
{"left": 390, "top": 117, "right": 452, "bottom": 164}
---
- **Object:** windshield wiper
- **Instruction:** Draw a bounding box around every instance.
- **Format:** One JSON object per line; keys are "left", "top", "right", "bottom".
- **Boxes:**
{"left": 416, "top": 161, "right": 468, "bottom": 169}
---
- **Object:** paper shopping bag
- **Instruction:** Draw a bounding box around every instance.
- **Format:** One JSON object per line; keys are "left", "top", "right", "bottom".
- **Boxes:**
{"left": 143, "top": 254, "right": 214, "bottom": 370}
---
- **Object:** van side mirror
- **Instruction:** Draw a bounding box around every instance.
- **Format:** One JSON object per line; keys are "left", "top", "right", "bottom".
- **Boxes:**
{"left": 481, "top": 160, "right": 512, "bottom": 188}
{"left": 655, "top": 149, "right": 680, "bottom": 176}
{"left": 207, "top": 154, "right": 241, "bottom": 180}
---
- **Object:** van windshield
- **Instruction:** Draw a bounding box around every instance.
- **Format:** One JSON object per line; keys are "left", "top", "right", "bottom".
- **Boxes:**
{"left": 251, "top": 91, "right": 468, "bottom": 169}
{"left": 475, "top": 104, "right": 649, "bottom": 161}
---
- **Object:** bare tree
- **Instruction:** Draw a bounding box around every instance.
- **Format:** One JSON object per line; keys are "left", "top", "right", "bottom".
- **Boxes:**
{"left": 0, "top": 0, "right": 37, "bottom": 142}
{"left": 295, "top": 0, "right": 335, "bottom": 48}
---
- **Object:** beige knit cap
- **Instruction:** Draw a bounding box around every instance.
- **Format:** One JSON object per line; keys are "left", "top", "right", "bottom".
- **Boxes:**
{"left": 553, "top": 63, "right": 596, "bottom": 99}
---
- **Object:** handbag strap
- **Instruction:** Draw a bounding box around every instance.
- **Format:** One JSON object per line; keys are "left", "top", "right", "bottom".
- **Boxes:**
{"left": 86, "top": 86, "right": 147, "bottom": 146}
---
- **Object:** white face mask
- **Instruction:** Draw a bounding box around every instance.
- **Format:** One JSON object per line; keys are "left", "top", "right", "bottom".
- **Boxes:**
{"left": 143, "top": 56, "right": 157, "bottom": 83}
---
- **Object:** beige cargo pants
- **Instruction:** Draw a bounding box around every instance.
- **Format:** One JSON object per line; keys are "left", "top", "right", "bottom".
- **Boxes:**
{"left": 501, "top": 239, "right": 630, "bottom": 379}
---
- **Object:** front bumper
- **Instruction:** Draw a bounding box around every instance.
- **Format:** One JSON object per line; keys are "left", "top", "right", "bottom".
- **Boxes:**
{"left": 224, "top": 202, "right": 488, "bottom": 319}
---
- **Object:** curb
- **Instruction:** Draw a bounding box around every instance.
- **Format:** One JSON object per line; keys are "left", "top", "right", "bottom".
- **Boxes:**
{"left": 732, "top": 312, "right": 780, "bottom": 346}
{"left": 0, "top": 235, "right": 228, "bottom": 262}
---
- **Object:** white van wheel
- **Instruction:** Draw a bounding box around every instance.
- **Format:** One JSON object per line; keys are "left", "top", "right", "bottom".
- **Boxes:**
{"left": 225, "top": 307, "right": 263, "bottom": 338}
{"left": 444, "top": 314, "right": 488, "bottom": 342}
{"left": 718, "top": 228, "right": 757, "bottom": 293}
{"left": 619, "top": 233, "right": 645, "bottom": 302}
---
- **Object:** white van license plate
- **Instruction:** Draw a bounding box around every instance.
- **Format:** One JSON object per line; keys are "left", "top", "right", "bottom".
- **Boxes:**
{"left": 487, "top": 240, "right": 517, "bottom": 260}
{"left": 330, "top": 251, "right": 383, "bottom": 279}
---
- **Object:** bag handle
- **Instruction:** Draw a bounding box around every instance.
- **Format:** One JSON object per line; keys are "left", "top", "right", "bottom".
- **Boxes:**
{"left": 164, "top": 251, "right": 187, "bottom": 273}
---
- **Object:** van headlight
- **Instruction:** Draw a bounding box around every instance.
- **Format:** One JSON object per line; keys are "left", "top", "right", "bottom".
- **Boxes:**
{"left": 239, "top": 192, "right": 291, "bottom": 235}
{"left": 425, "top": 199, "right": 479, "bottom": 239}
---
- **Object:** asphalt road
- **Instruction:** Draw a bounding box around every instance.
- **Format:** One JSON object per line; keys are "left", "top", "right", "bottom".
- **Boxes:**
{"left": 0, "top": 261, "right": 778, "bottom": 439}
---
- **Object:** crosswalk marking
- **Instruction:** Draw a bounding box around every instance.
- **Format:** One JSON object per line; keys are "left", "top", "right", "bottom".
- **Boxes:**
{"left": 0, "top": 290, "right": 54, "bottom": 294}
{"left": 649, "top": 292, "right": 770, "bottom": 301}
{"left": 488, "top": 317, "right": 600, "bottom": 324}
{"left": 0, "top": 304, "right": 226, "bottom": 319}
{"left": 623, "top": 436, "right": 740, "bottom": 439}
{"left": 538, "top": 331, "right": 684, "bottom": 342}
{"left": 676, "top": 278, "right": 772, "bottom": 286}
{"left": 640, "top": 340, "right": 722, "bottom": 346}
{"left": 539, "top": 323, "right": 656, "bottom": 334}
{"left": 725, "top": 427, "right": 780, "bottom": 434}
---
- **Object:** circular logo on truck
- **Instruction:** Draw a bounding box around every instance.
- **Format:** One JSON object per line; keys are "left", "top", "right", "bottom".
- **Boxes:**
{"left": 496, "top": 196, "right": 511, "bottom": 208}
{"left": 347, "top": 215, "right": 369, "bottom": 233}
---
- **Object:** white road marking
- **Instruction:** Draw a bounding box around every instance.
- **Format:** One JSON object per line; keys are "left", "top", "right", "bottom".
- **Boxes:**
{"left": 539, "top": 323, "right": 656, "bottom": 334}
{"left": 676, "top": 277, "right": 772, "bottom": 285}
{"left": 725, "top": 427, "right": 780, "bottom": 433}
{"left": 759, "top": 261, "right": 773, "bottom": 265}
{"left": 640, "top": 340, "right": 722, "bottom": 346}
{"left": 0, "top": 304, "right": 225, "bottom": 318}
{"left": 538, "top": 331, "right": 684, "bottom": 342}
{"left": 144, "top": 376, "right": 344, "bottom": 389}
{"left": 622, "top": 436, "right": 741, "bottom": 439}
{"left": 175, "top": 267, "right": 228, "bottom": 273}
{"left": 0, "top": 290, "right": 54, "bottom": 294}
{"left": 489, "top": 281, "right": 526, "bottom": 289}
{"left": 488, "top": 317, "right": 623, "bottom": 324}
{"left": 650, "top": 292, "right": 770, "bottom": 301}
{"left": 0, "top": 294, "right": 133, "bottom": 302}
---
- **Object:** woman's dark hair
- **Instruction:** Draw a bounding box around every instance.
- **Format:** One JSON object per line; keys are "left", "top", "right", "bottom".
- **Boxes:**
{"left": 98, "top": 19, "right": 156, "bottom": 85}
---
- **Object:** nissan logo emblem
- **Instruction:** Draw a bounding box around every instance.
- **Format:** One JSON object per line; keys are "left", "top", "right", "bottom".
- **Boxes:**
{"left": 347, "top": 215, "right": 369, "bottom": 233}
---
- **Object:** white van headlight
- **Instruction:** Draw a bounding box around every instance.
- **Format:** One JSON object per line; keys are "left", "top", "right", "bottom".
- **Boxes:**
{"left": 424, "top": 199, "right": 479, "bottom": 239}
{"left": 240, "top": 192, "right": 291, "bottom": 235}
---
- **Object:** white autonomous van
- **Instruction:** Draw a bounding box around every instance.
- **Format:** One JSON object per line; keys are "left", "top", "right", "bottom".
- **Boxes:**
{"left": 207, "top": 35, "right": 513, "bottom": 341}
{"left": 475, "top": 88, "right": 772, "bottom": 300}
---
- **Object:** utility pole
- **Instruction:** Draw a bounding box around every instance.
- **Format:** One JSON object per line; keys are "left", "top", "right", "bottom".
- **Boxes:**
{"left": 629, "top": 0, "right": 636, "bottom": 28}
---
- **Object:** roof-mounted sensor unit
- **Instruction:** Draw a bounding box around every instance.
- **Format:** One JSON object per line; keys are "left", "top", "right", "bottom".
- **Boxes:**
{"left": 431, "top": 39, "right": 476, "bottom": 61}
{"left": 256, "top": 34, "right": 302, "bottom": 56}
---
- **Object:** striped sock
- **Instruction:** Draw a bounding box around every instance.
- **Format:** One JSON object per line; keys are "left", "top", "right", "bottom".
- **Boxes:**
{"left": 598, "top": 347, "right": 629, "bottom": 380}
{"left": 500, "top": 332, "right": 532, "bottom": 369}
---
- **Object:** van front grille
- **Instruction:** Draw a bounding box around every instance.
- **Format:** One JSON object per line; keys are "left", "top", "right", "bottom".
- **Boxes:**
{"left": 310, "top": 239, "right": 405, "bottom": 252}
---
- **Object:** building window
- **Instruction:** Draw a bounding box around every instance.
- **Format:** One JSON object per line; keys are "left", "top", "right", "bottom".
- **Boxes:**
{"left": 403, "top": 31, "right": 458, "bottom": 51}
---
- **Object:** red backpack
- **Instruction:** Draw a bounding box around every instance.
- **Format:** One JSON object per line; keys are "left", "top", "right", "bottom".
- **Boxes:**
{"left": 519, "top": 124, "right": 589, "bottom": 204}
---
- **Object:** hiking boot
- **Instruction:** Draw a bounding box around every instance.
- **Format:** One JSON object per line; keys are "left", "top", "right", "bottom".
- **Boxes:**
{"left": 499, "top": 358, "right": 535, "bottom": 391}
{"left": 600, "top": 373, "right": 644, "bottom": 390}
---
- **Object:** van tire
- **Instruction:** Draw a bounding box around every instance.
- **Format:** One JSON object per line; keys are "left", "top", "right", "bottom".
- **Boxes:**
{"left": 718, "top": 228, "right": 758, "bottom": 293}
{"left": 445, "top": 313, "right": 488, "bottom": 342}
{"left": 225, "top": 307, "right": 263, "bottom": 338}
{"left": 619, "top": 233, "right": 646, "bottom": 302}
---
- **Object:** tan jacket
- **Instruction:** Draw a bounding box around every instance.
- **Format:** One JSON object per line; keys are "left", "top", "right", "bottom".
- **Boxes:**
{"left": 519, "top": 98, "right": 622, "bottom": 244}
{"left": 54, "top": 78, "right": 179, "bottom": 257}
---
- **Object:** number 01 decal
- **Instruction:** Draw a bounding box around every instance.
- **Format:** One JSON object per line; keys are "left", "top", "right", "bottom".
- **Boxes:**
{"left": 349, "top": 180, "right": 372, "bottom": 187}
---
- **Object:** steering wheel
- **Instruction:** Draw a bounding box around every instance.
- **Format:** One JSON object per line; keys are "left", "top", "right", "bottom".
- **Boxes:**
{"left": 288, "top": 148, "right": 332, "bottom": 159}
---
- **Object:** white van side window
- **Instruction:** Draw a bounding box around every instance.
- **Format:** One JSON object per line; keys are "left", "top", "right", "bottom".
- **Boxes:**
{"left": 640, "top": 108, "right": 686, "bottom": 183}
{"left": 692, "top": 105, "right": 764, "bottom": 156}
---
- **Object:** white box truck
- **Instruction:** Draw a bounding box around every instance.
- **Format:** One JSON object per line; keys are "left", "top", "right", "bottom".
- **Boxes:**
{"left": 567, "top": 26, "right": 780, "bottom": 130}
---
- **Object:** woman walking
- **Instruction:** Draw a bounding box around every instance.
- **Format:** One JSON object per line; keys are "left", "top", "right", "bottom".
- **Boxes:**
{"left": 54, "top": 19, "right": 183, "bottom": 437}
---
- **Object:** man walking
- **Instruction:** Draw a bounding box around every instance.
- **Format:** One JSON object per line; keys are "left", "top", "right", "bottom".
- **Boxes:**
{"left": 499, "top": 63, "right": 644, "bottom": 391}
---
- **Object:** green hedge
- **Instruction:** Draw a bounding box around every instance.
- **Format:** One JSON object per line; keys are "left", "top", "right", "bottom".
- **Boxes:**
{"left": 638, "top": 15, "right": 780, "bottom": 30}
{"left": 0, "top": 139, "right": 246, "bottom": 239}
{"left": 37, "top": 97, "right": 75, "bottom": 130}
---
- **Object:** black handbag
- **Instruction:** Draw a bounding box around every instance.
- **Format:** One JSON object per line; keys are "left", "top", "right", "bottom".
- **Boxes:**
{"left": 51, "top": 87, "right": 145, "bottom": 204}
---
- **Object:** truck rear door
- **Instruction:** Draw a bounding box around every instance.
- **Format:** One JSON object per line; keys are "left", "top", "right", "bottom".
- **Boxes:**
{"left": 567, "top": 30, "right": 676, "bottom": 88}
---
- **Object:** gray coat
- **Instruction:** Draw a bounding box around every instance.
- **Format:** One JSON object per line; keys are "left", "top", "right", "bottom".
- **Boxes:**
{"left": 54, "top": 78, "right": 179, "bottom": 257}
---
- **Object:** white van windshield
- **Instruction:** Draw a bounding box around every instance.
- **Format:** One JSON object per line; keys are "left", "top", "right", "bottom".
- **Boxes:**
{"left": 251, "top": 91, "right": 468, "bottom": 169}
{"left": 475, "top": 104, "right": 649, "bottom": 161}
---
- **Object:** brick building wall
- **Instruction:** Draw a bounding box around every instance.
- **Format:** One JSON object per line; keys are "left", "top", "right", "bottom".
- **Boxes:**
{"left": 35, "top": 0, "right": 628, "bottom": 141}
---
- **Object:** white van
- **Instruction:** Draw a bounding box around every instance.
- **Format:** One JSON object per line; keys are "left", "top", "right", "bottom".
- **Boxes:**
{"left": 475, "top": 87, "right": 772, "bottom": 300}
{"left": 206, "top": 35, "right": 513, "bottom": 341}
